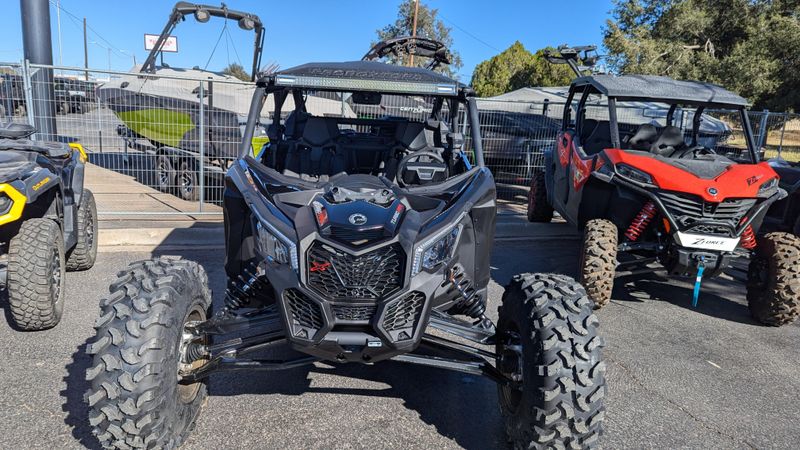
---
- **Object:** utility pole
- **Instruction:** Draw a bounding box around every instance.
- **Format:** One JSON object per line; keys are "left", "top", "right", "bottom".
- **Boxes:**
{"left": 20, "top": 0, "right": 57, "bottom": 140}
{"left": 409, "top": 0, "right": 419, "bottom": 66}
{"left": 56, "top": 0, "right": 63, "bottom": 66}
{"left": 83, "top": 18, "right": 89, "bottom": 81}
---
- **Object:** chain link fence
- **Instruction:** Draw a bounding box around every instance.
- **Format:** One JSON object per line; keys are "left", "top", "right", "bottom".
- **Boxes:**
{"left": 3, "top": 60, "right": 800, "bottom": 216}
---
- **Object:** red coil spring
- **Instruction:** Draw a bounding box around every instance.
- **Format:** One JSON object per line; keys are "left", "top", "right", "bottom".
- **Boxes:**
{"left": 740, "top": 225, "right": 757, "bottom": 249}
{"left": 625, "top": 201, "right": 657, "bottom": 241}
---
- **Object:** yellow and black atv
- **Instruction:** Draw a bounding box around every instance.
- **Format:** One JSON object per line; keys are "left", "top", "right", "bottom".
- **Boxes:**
{"left": 0, "top": 122, "right": 97, "bottom": 331}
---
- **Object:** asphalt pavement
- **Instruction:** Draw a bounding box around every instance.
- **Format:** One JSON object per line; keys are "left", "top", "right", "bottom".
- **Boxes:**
{"left": 0, "top": 225, "right": 798, "bottom": 449}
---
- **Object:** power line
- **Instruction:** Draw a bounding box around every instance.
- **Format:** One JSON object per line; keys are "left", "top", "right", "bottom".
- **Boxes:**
{"left": 437, "top": 13, "right": 502, "bottom": 53}
{"left": 48, "top": 0, "right": 132, "bottom": 61}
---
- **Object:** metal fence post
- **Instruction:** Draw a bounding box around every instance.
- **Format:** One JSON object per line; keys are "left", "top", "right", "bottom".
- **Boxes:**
{"left": 757, "top": 109, "right": 770, "bottom": 149}
{"left": 21, "top": 59, "right": 35, "bottom": 132}
{"left": 198, "top": 80, "right": 205, "bottom": 212}
{"left": 778, "top": 113, "right": 787, "bottom": 157}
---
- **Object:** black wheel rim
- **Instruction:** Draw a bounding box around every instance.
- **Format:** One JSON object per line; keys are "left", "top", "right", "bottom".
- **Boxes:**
{"left": 498, "top": 328, "right": 524, "bottom": 412}
{"left": 85, "top": 209, "right": 95, "bottom": 250}
{"left": 157, "top": 158, "right": 171, "bottom": 187}
{"left": 50, "top": 247, "right": 63, "bottom": 314}
{"left": 749, "top": 256, "right": 769, "bottom": 292}
{"left": 179, "top": 170, "right": 195, "bottom": 199}
{"left": 177, "top": 304, "right": 207, "bottom": 404}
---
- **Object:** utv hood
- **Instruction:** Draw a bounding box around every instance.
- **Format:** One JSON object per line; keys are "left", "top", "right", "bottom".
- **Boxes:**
{"left": 313, "top": 194, "right": 406, "bottom": 247}
{"left": 0, "top": 150, "right": 38, "bottom": 184}
{"left": 603, "top": 149, "right": 778, "bottom": 202}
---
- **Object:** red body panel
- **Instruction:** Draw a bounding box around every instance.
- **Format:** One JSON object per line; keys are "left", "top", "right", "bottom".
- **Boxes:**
{"left": 557, "top": 132, "right": 605, "bottom": 190}
{"left": 603, "top": 149, "right": 777, "bottom": 202}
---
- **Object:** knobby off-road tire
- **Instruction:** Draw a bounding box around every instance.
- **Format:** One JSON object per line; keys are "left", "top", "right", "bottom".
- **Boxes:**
{"left": 66, "top": 189, "right": 98, "bottom": 271}
{"left": 498, "top": 273, "right": 606, "bottom": 449}
{"left": 746, "top": 232, "right": 800, "bottom": 326}
{"left": 86, "top": 258, "right": 212, "bottom": 449}
{"left": 579, "top": 219, "right": 618, "bottom": 308}
{"left": 7, "top": 218, "right": 66, "bottom": 331}
{"left": 527, "top": 170, "right": 554, "bottom": 223}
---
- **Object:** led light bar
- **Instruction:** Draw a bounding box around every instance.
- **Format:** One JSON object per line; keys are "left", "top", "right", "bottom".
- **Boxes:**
{"left": 274, "top": 74, "right": 458, "bottom": 96}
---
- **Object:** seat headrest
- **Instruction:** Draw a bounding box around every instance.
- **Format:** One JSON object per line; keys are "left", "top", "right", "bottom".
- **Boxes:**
{"left": 627, "top": 124, "right": 658, "bottom": 151}
{"left": 580, "top": 119, "right": 599, "bottom": 141}
{"left": 650, "top": 126, "right": 685, "bottom": 157}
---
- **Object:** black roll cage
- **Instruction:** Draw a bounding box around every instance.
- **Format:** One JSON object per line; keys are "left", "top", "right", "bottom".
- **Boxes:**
{"left": 140, "top": 1, "right": 265, "bottom": 81}
{"left": 561, "top": 85, "right": 759, "bottom": 163}
{"left": 237, "top": 85, "right": 485, "bottom": 168}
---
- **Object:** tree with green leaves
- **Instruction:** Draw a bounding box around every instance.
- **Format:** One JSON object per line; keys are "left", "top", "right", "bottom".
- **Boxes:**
{"left": 470, "top": 42, "right": 575, "bottom": 97}
{"left": 604, "top": 0, "right": 800, "bottom": 111}
{"left": 375, "top": 0, "right": 463, "bottom": 77}
{"left": 222, "top": 63, "right": 250, "bottom": 81}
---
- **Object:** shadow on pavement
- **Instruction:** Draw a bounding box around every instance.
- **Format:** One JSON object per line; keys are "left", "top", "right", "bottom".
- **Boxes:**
{"left": 0, "top": 289, "right": 24, "bottom": 332}
{"left": 207, "top": 356, "right": 505, "bottom": 450}
{"left": 62, "top": 341, "right": 103, "bottom": 450}
{"left": 612, "top": 273, "right": 759, "bottom": 326}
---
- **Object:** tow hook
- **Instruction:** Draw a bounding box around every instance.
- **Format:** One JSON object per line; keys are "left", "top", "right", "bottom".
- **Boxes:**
{"left": 692, "top": 256, "right": 706, "bottom": 308}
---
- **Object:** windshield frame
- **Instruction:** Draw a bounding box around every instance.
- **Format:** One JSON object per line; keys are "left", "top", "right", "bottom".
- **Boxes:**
{"left": 238, "top": 85, "right": 485, "bottom": 168}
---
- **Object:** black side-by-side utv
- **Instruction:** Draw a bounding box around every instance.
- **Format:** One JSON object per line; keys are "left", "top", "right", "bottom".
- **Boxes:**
{"left": 0, "top": 122, "right": 98, "bottom": 330}
{"left": 85, "top": 45, "right": 607, "bottom": 448}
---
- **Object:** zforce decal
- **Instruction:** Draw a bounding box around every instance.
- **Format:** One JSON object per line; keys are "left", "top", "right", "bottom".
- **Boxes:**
{"left": 674, "top": 231, "right": 740, "bottom": 252}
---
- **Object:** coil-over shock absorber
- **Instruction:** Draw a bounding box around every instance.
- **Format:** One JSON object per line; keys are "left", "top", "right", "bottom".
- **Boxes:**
{"left": 625, "top": 201, "right": 657, "bottom": 241}
{"left": 224, "top": 261, "right": 270, "bottom": 310}
{"left": 445, "top": 265, "right": 492, "bottom": 328}
{"left": 740, "top": 224, "right": 757, "bottom": 249}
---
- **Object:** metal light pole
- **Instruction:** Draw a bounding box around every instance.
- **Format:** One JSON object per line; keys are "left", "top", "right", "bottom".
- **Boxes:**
{"left": 20, "top": 0, "right": 57, "bottom": 140}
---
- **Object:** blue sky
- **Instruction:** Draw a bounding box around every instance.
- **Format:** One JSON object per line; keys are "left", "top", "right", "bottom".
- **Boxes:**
{"left": 1, "top": 0, "right": 613, "bottom": 81}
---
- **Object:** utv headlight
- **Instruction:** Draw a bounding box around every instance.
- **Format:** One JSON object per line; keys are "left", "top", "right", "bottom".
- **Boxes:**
{"left": 256, "top": 221, "right": 298, "bottom": 271}
{"left": 411, "top": 222, "right": 464, "bottom": 276}
{"left": 758, "top": 177, "right": 778, "bottom": 195}
{"left": 0, "top": 183, "right": 26, "bottom": 225}
{"left": 0, "top": 193, "right": 12, "bottom": 215}
{"left": 615, "top": 163, "right": 656, "bottom": 186}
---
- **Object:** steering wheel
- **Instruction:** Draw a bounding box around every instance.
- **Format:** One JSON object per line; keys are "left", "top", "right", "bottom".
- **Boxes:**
{"left": 676, "top": 146, "right": 717, "bottom": 159}
{"left": 396, "top": 150, "right": 448, "bottom": 187}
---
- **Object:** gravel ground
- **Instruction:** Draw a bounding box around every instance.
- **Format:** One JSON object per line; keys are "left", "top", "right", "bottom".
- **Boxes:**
{"left": 0, "top": 235, "right": 798, "bottom": 449}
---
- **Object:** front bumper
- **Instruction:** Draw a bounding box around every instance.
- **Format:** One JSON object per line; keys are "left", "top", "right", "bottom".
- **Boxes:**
{"left": 264, "top": 259, "right": 452, "bottom": 363}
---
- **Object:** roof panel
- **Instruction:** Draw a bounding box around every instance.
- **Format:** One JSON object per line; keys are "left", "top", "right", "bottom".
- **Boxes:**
{"left": 573, "top": 74, "right": 748, "bottom": 107}
{"left": 265, "top": 61, "right": 464, "bottom": 96}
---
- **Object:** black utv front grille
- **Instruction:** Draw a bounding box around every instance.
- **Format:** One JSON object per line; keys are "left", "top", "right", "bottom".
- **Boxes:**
{"left": 306, "top": 242, "right": 405, "bottom": 300}
{"left": 331, "top": 304, "right": 376, "bottom": 321}
{"left": 329, "top": 226, "right": 386, "bottom": 246}
{"left": 283, "top": 289, "right": 324, "bottom": 338}
{"left": 383, "top": 291, "right": 425, "bottom": 333}
{"left": 657, "top": 192, "right": 756, "bottom": 236}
